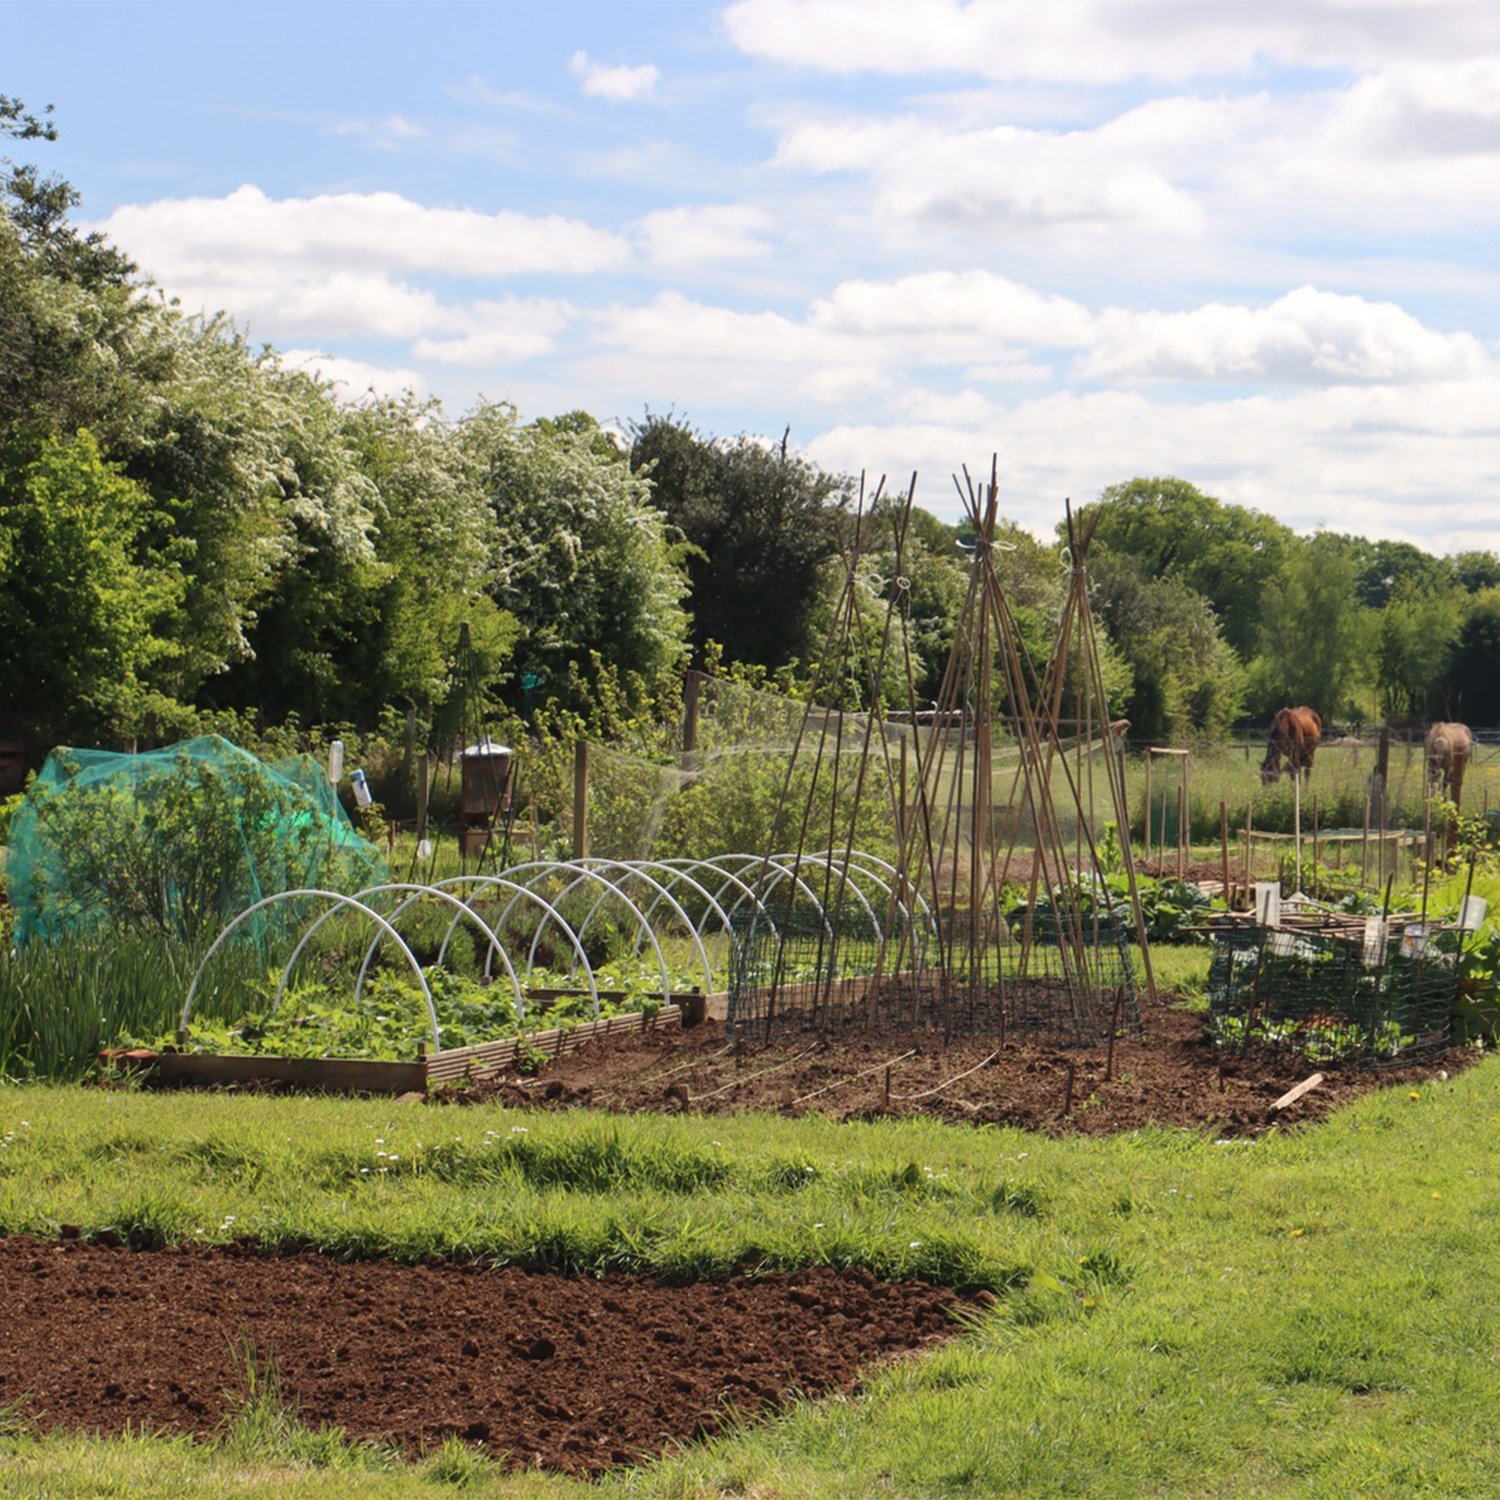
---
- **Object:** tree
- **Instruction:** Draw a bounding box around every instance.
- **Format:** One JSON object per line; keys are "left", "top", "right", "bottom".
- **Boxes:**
{"left": 0, "top": 429, "right": 179, "bottom": 742}
{"left": 1345, "top": 537, "right": 1449, "bottom": 610}
{"left": 1076, "top": 477, "right": 1291, "bottom": 657}
{"left": 629, "top": 415, "right": 848, "bottom": 669}
{"left": 1250, "top": 533, "right": 1373, "bottom": 722}
{"left": 1086, "top": 556, "right": 1241, "bottom": 741}
{"left": 1443, "top": 588, "right": 1500, "bottom": 725}
{"left": 1374, "top": 578, "right": 1462, "bottom": 720}
{"left": 478, "top": 407, "right": 690, "bottom": 693}
{"left": 1453, "top": 550, "right": 1500, "bottom": 594}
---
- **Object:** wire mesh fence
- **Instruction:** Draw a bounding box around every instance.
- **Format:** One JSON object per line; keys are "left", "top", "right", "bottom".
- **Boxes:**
{"left": 1207, "top": 920, "right": 1457, "bottom": 1066}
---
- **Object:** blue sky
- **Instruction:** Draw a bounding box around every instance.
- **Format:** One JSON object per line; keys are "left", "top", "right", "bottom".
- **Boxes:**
{"left": 8, "top": 0, "right": 1500, "bottom": 549}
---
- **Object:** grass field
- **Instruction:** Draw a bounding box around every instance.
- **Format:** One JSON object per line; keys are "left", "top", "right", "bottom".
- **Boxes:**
{"left": 3, "top": 1041, "right": 1499, "bottom": 1497}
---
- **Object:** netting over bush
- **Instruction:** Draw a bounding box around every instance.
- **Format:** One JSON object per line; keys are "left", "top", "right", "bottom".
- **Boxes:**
{"left": 7, "top": 735, "right": 385, "bottom": 944}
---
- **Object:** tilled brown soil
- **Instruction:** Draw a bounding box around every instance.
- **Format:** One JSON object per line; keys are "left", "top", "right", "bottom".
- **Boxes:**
{"left": 437, "top": 994, "right": 1472, "bottom": 1136}
{"left": 0, "top": 1236, "right": 969, "bottom": 1473}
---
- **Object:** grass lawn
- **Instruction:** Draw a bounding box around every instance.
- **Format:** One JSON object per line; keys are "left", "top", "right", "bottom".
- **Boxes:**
{"left": 2, "top": 1046, "right": 1498, "bottom": 1497}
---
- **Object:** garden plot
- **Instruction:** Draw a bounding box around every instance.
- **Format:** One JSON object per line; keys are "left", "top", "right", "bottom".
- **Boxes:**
{"left": 436, "top": 986, "right": 1472, "bottom": 1136}
{"left": 0, "top": 1236, "right": 968, "bottom": 1475}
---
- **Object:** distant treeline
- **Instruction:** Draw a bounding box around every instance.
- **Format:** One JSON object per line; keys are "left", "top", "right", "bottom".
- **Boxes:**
{"left": 2, "top": 97, "right": 1497, "bottom": 767}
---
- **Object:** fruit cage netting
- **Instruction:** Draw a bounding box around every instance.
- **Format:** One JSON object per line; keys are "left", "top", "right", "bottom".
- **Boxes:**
{"left": 1207, "top": 922, "right": 1457, "bottom": 1066}
{"left": 7, "top": 735, "right": 384, "bottom": 945}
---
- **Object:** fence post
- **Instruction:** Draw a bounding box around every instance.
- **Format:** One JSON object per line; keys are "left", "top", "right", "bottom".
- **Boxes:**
{"left": 572, "top": 740, "right": 590, "bottom": 861}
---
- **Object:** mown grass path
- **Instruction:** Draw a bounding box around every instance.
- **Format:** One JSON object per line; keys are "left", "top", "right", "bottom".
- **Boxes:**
{"left": 1, "top": 1060, "right": 1498, "bottom": 1496}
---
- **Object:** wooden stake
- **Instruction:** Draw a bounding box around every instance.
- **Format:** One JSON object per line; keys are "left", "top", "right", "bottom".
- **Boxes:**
{"left": 1104, "top": 987, "right": 1124, "bottom": 1083}
{"left": 1361, "top": 793, "right": 1370, "bottom": 887}
{"left": 1219, "top": 800, "right": 1230, "bottom": 908}
{"left": 1269, "top": 1073, "right": 1325, "bottom": 1114}
{"left": 572, "top": 740, "right": 590, "bottom": 861}
{"left": 1142, "top": 753, "right": 1152, "bottom": 868}
{"left": 1061, "top": 1060, "right": 1076, "bottom": 1118}
{"left": 1293, "top": 772, "right": 1303, "bottom": 893}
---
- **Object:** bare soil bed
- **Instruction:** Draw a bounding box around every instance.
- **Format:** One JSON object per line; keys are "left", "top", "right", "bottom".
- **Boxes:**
{"left": 437, "top": 993, "right": 1473, "bottom": 1136}
{"left": 0, "top": 1236, "right": 968, "bottom": 1474}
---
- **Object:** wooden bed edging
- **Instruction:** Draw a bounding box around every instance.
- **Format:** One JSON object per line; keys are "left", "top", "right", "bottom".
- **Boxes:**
{"left": 100, "top": 990, "right": 731, "bottom": 1096}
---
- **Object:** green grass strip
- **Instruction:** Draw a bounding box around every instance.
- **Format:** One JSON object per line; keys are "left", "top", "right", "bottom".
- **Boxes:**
{"left": 2, "top": 1057, "right": 1499, "bottom": 1495}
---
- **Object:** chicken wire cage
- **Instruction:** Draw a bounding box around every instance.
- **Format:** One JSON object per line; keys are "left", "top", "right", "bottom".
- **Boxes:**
{"left": 1207, "top": 920, "right": 1457, "bottom": 1066}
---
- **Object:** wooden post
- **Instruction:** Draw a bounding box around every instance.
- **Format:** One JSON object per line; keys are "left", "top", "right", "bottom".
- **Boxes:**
{"left": 1183, "top": 753, "right": 1192, "bottom": 867}
{"left": 1244, "top": 804, "right": 1253, "bottom": 891}
{"left": 1219, "top": 800, "right": 1231, "bottom": 907}
{"left": 682, "top": 669, "right": 700, "bottom": 755}
{"left": 415, "top": 752, "right": 430, "bottom": 848}
{"left": 1293, "top": 772, "right": 1303, "bottom": 893}
{"left": 572, "top": 740, "right": 590, "bottom": 860}
{"left": 1312, "top": 795, "right": 1320, "bottom": 892}
{"left": 1177, "top": 785, "right": 1186, "bottom": 880}
{"left": 1142, "top": 753, "right": 1152, "bottom": 868}
{"left": 403, "top": 706, "right": 417, "bottom": 792}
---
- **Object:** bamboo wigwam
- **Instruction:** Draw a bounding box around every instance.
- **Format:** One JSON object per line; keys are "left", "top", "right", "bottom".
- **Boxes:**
{"left": 730, "top": 460, "right": 1154, "bottom": 1046}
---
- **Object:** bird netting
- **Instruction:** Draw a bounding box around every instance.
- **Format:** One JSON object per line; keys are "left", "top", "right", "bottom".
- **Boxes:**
{"left": 7, "top": 735, "right": 385, "bottom": 945}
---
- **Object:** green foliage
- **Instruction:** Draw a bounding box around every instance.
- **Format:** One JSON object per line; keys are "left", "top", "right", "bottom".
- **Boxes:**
{"left": 1444, "top": 585, "right": 1500, "bottom": 724}
{"left": 160, "top": 961, "right": 700, "bottom": 1062}
{"left": 1080, "top": 476, "right": 1292, "bottom": 657}
{"left": 0, "top": 429, "right": 181, "bottom": 743}
{"left": 1375, "top": 577, "right": 1462, "bottom": 720}
{"left": 1087, "top": 557, "right": 1243, "bottom": 741}
{"left": 1250, "top": 532, "right": 1374, "bottom": 721}
{"left": 630, "top": 413, "right": 847, "bottom": 670}
{"left": 7, "top": 736, "right": 383, "bottom": 944}
{"left": 480, "top": 407, "right": 690, "bottom": 692}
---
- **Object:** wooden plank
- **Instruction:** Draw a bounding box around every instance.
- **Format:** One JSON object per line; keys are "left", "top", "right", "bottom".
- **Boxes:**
{"left": 423, "top": 1004, "right": 689, "bottom": 1085}
{"left": 1269, "top": 1073, "right": 1325, "bottom": 1113}
{"left": 119, "top": 1052, "right": 426, "bottom": 1094}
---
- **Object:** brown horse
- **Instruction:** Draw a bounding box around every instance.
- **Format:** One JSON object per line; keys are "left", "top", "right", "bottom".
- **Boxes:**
{"left": 1425, "top": 722, "right": 1473, "bottom": 809}
{"left": 1261, "top": 707, "right": 1322, "bottom": 786}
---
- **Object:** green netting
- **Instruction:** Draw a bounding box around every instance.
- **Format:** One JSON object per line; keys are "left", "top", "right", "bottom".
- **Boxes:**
{"left": 7, "top": 735, "right": 385, "bottom": 945}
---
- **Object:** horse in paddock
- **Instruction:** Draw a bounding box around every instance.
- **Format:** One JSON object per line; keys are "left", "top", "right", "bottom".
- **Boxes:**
{"left": 1425, "top": 721, "right": 1474, "bottom": 810}
{"left": 1260, "top": 706, "right": 1322, "bottom": 786}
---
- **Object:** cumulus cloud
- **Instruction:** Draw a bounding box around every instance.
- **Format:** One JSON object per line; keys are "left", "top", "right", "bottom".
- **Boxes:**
{"left": 569, "top": 50, "right": 659, "bottom": 102}
{"left": 1083, "top": 287, "right": 1494, "bottom": 384}
{"left": 801, "top": 376, "right": 1500, "bottom": 553}
{"left": 99, "top": 184, "right": 628, "bottom": 282}
{"left": 636, "top": 204, "right": 774, "bottom": 268}
{"left": 280, "top": 349, "right": 425, "bottom": 398}
{"left": 413, "top": 298, "right": 577, "bottom": 365}
{"left": 724, "top": 0, "right": 1500, "bottom": 83}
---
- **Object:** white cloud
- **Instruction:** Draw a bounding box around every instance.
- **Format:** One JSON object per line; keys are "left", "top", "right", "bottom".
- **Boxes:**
{"left": 1083, "top": 286, "right": 1494, "bottom": 384}
{"left": 99, "top": 184, "right": 628, "bottom": 282}
{"left": 327, "top": 114, "right": 427, "bottom": 148}
{"left": 569, "top": 50, "right": 659, "bottom": 102}
{"left": 636, "top": 204, "right": 774, "bottom": 268}
{"left": 413, "top": 298, "right": 577, "bottom": 366}
{"left": 809, "top": 270, "right": 1093, "bottom": 347}
{"left": 280, "top": 349, "right": 425, "bottom": 399}
{"left": 724, "top": 0, "right": 1500, "bottom": 83}
{"left": 801, "top": 376, "right": 1500, "bottom": 553}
